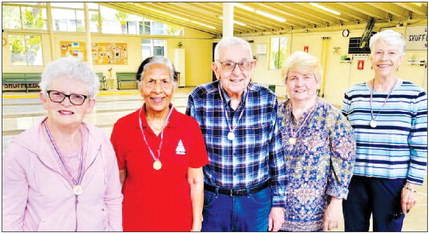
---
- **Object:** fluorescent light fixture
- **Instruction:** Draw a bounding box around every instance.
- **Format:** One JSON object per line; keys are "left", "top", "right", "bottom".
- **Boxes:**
{"left": 255, "top": 10, "right": 286, "bottom": 22}
{"left": 135, "top": 5, "right": 190, "bottom": 21}
{"left": 234, "top": 3, "right": 255, "bottom": 12}
{"left": 234, "top": 3, "right": 285, "bottom": 22}
{"left": 135, "top": 4, "right": 216, "bottom": 30}
{"left": 309, "top": 3, "right": 340, "bottom": 16}
{"left": 190, "top": 21, "right": 216, "bottom": 29}
{"left": 219, "top": 16, "right": 246, "bottom": 26}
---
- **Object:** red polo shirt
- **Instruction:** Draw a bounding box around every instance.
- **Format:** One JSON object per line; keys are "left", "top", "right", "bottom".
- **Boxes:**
{"left": 111, "top": 106, "right": 209, "bottom": 231}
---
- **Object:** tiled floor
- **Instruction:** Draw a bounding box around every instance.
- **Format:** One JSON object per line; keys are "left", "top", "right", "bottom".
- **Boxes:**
{"left": 2, "top": 89, "right": 427, "bottom": 231}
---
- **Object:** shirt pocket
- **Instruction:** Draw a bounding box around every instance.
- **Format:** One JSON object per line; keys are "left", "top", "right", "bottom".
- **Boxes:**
{"left": 246, "top": 122, "right": 271, "bottom": 154}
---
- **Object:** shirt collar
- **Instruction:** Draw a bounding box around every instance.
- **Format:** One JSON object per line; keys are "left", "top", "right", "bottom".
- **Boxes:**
{"left": 218, "top": 81, "right": 251, "bottom": 109}
{"left": 140, "top": 103, "right": 178, "bottom": 129}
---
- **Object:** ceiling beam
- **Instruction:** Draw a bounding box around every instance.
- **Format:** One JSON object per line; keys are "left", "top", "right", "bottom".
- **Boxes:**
{"left": 103, "top": 3, "right": 218, "bottom": 35}
{"left": 271, "top": 3, "right": 325, "bottom": 26}
{"left": 394, "top": 3, "right": 427, "bottom": 16}
{"left": 308, "top": 3, "right": 363, "bottom": 22}
{"left": 297, "top": 3, "right": 350, "bottom": 23}
{"left": 337, "top": 3, "right": 386, "bottom": 19}
{"left": 253, "top": 3, "right": 308, "bottom": 27}
{"left": 370, "top": 3, "right": 407, "bottom": 18}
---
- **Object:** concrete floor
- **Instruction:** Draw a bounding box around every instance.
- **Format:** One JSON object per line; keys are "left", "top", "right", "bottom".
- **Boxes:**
{"left": 2, "top": 88, "right": 427, "bottom": 231}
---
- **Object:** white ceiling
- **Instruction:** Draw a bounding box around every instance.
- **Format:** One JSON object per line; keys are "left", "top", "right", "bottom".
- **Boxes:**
{"left": 100, "top": 2, "right": 428, "bottom": 37}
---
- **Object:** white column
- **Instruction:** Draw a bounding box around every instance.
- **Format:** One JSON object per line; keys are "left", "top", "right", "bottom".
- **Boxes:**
{"left": 223, "top": 3, "right": 234, "bottom": 37}
{"left": 46, "top": 3, "right": 55, "bottom": 60}
{"left": 84, "top": 3, "right": 93, "bottom": 66}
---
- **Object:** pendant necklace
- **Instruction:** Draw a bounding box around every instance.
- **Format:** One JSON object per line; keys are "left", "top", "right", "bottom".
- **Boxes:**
{"left": 44, "top": 121, "right": 85, "bottom": 196}
{"left": 218, "top": 84, "right": 248, "bottom": 141}
{"left": 369, "top": 79, "right": 398, "bottom": 128}
{"left": 138, "top": 106, "right": 173, "bottom": 170}
{"left": 288, "top": 100, "right": 317, "bottom": 146}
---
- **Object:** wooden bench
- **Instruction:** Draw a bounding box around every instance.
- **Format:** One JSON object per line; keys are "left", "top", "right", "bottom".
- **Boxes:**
{"left": 116, "top": 72, "right": 137, "bottom": 90}
{"left": 96, "top": 73, "right": 107, "bottom": 90}
{"left": 2, "top": 73, "right": 42, "bottom": 92}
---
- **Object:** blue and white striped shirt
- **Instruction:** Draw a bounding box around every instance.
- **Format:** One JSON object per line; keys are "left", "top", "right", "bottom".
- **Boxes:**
{"left": 186, "top": 80, "right": 287, "bottom": 206}
{"left": 342, "top": 79, "right": 427, "bottom": 185}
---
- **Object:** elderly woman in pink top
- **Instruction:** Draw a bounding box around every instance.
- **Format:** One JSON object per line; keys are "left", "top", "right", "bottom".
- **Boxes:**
{"left": 3, "top": 57, "right": 123, "bottom": 231}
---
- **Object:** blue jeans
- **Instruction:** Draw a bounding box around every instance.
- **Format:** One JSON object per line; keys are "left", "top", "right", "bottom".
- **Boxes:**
{"left": 343, "top": 176, "right": 406, "bottom": 231}
{"left": 201, "top": 187, "right": 272, "bottom": 231}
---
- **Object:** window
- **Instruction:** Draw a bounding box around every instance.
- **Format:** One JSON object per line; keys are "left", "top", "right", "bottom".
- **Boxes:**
{"left": 2, "top": 4, "right": 47, "bottom": 30}
{"left": 51, "top": 6, "right": 85, "bottom": 32}
{"left": 270, "top": 37, "right": 288, "bottom": 69}
{"left": 50, "top": 3, "right": 99, "bottom": 32}
{"left": 99, "top": 6, "right": 183, "bottom": 35}
{"left": 142, "top": 39, "right": 166, "bottom": 60}
{"left": 8, "top": 35, "right": 43, "bottom": 66}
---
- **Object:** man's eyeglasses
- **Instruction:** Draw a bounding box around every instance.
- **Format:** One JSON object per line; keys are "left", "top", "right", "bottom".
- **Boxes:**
{"left": 218, "top": 61, "right": 254, "bottom": 72}
{"left": 46, "top": 90, "right": 88, "bottom": 106}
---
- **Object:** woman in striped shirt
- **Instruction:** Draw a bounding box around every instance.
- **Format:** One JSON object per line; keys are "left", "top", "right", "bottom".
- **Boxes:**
{"left": 342, "top": 29, "right": 427, "bottom": 231}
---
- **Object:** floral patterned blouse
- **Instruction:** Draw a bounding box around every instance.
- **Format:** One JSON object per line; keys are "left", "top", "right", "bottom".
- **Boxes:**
{"left": 278, "top": 98, "right": 356, "bottom": 231}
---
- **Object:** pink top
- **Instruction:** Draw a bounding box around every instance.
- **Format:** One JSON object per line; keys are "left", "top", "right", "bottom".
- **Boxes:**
{"left": 3, "top": 117, "right": 123, "bottom": 231}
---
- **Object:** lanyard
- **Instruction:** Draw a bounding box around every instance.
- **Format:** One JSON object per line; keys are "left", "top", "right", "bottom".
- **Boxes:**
{"left": 370, "top": 79, "right": 398, "bottom": 122}
{"left": 287, "top": 99, "right": 317, "bottom": 145}
{"left": 138, "top": 106, "right": 174, "bottom": 168}
{"left": 218, "top": 83, "right": 248, "bottom": 140}
{"left": 43, "top": 121, "right": 84, "bottom": 188}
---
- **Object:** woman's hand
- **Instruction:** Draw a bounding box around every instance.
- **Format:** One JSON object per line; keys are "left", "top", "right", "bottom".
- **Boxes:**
{"left": 190, "top": 221, "right": 202, "bottom": 232}
{"left": 401, "top": 183, "right": 417, "bottom": 214}
{"left": 188, "top": 167, "right": 204, "bottom": 232}
{"left": 323, "top": 197, "right": 342, "bottom": 231}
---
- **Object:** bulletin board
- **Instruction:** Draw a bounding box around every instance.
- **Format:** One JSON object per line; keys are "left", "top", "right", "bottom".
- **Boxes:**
{"left": 92, "top": 43, "right": 128, "bottom": 65}
{"left": 60, "top": 41, "right": 87, "bottom": 60}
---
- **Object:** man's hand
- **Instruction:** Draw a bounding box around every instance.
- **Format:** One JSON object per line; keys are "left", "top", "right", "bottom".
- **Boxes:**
{"left": 268, "top": 207, "right": 284, "bottom": 232}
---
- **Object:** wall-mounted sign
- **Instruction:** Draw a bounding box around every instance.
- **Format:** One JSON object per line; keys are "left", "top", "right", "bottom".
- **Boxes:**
{"left": 60, "top": 41, "right": 86, "bottom": 60}
{"left": 60, "top": 42, "right": 128, "bottom": 65}
{"left": 92, "top": 43, "right": 128, "bottom": 65}
{"left": 405, "top": 26, "right": 427, "bottom": 51}
{"left": 256, "top": 44, "right": 267, "bottom": 54}
{"left": 357, "top": 60, "right": 365, "bottom": 70}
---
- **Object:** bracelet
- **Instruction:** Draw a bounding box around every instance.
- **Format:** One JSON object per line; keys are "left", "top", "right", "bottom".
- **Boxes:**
{"left": 404, "top": 186, "right": 416, "bottom": 193}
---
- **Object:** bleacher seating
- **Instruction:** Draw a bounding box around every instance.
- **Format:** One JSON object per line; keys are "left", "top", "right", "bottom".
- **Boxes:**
{"left": 2, "top": 73, "right": 42, "bottom": 92}
{"left": 116, "top": 72, "right": 137, "bottom": 90}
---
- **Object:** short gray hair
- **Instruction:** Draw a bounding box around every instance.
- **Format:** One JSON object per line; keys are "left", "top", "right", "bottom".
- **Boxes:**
{"left": 369, "top": 29, "right": 406, "bottom": 55}
{"left": 39, "top": 57, "right": 99, "bottom": 98}
{"left": 214, "top": 37, "right": 253, "bottom": 61}
{"left": 282, "top": 51, "right": 322, "bottom": 84}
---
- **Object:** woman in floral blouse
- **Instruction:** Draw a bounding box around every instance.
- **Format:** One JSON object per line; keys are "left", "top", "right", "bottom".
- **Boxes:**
{"left": 278, "top": 51, "right": 356, "bottom": 231}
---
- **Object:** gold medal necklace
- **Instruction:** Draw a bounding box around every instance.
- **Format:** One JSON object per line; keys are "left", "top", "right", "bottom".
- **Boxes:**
{"left": 288, "top": 100, "right": 317, "bottom": 146}
{"left": 369, "top": 79, "right": 398, "bottom": 128}
{"left": 218, "top": 83, "right": 248, "bottom": 141}
{"left": 44, "top": 121, "right": 85, "bottom": 196}
{"left": 138, "top": 106, "right": 173, "bottom": 170}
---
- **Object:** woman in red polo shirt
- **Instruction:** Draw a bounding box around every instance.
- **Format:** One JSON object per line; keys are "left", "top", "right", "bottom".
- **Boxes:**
{"left": 110, "top": 56, "right": 209, "bottom": 231}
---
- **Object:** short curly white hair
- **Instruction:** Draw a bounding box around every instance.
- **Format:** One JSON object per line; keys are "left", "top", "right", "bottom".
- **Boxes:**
{"left": 369, "top": 29, "right": 406, "bottom": 55}
{"left": 39, "top": 57, "right": 99, "bottom": 98}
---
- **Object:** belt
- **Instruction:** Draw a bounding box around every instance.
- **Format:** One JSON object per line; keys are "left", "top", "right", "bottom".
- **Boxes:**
{"left": 204, "top": 181, "right": 270, "bottom": 197}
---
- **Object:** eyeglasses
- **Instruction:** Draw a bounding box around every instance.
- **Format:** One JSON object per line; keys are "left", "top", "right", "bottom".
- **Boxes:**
{"left": 46, "top": 90, "right": 88, "bottom": 106}
{"left": 218, "top": 60, "right": 254, "bottom": 72}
